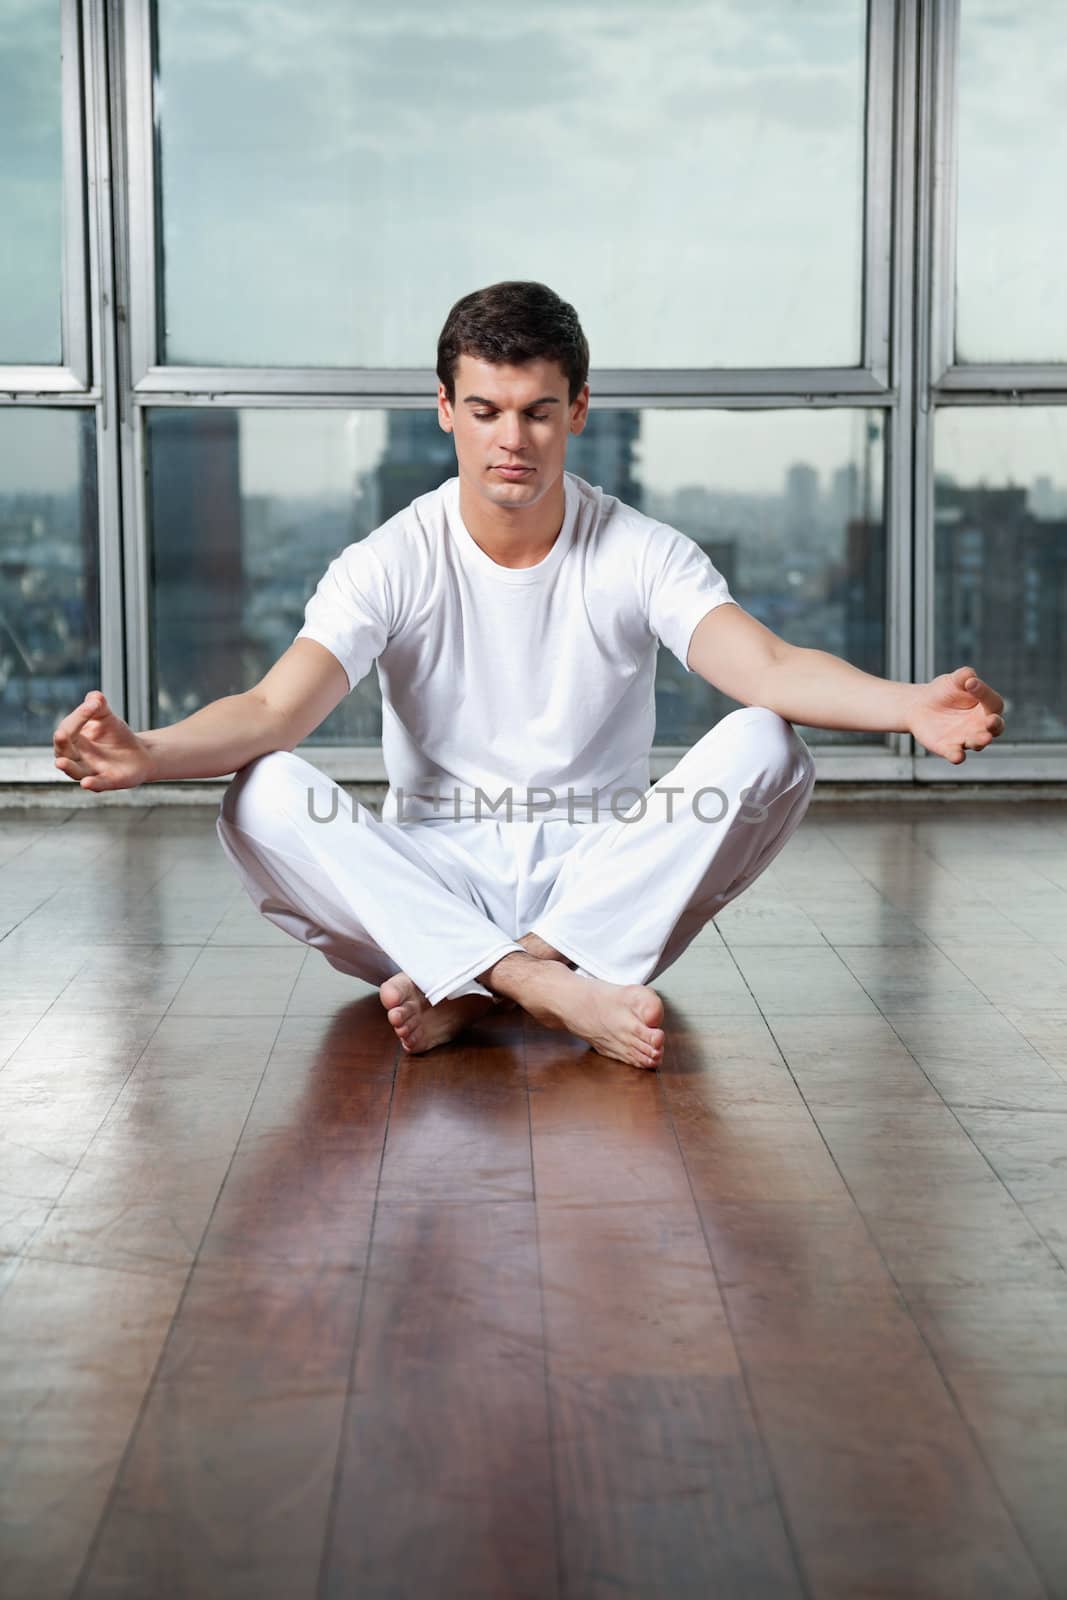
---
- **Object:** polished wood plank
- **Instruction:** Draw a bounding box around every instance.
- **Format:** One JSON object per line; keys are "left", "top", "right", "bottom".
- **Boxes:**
{"left": 376, "top": 1021, "right": 533, "bottom": 1203}
{"left": 0, "top": 1257, "right": 186, "bottom": 1600}
{"left": 528, "top": 1033, "right": 694, "bottom": 1207}
{"left": 23, "top": 1015, "right": 278, "bottom": 1275}
{"left": 0, "top": 798, "right": 1065, "bottom": 1597}
{"left": 79, "top": 1261, "right": 363, "bottom": 1600}
{"left": 724, "top": 1283, "right": 1047, "bottom": 1597}
{"left": 198, "top": 1011, "right": 392, "bottom": 1268}
{"left": 729, "top": 945, "right": 882, "bottom": 1016}
{"left": 550, "top": 1373, "right": 804, "bottom": 1599}
{"left": 948, "top": 1372, "right": 1067, "bottom": 1598}
{"left": 321, "top": 1199, "right": 556, "bottom": 1600}
{"left": 537, "top": 1200, "right": 805, "bottom": 1595}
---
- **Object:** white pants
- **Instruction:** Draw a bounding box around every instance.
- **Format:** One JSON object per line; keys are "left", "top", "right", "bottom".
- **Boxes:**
{"left": 215, "top": 707, "right": 816, "bottom": 1007}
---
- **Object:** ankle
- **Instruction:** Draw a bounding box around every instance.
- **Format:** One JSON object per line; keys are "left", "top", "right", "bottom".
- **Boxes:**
{"left": 479, "top": 949, "right": 562, "bottom": 1001}
{"left": 518, "top": 931, "right": 575, "bottom": 967}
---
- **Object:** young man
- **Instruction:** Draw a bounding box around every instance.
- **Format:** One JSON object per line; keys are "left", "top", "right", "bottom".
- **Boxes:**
{"left": 53, "top": 282, "right": 1006, "bottom": 1070}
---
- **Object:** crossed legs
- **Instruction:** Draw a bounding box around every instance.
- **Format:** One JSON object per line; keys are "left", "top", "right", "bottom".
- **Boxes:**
{"left": 378, "top": 932, "right": 557, "bottom": 1045}
{"left": 217, "top": 707, "right": 815, "bottom": 1070}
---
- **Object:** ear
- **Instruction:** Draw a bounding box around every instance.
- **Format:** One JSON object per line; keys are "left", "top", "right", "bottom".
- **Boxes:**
{"left": 569, "top": 382, "right": 591, "bottom": 435}
{"left": 437, "top": 383, "right": 454, "bottom": 433}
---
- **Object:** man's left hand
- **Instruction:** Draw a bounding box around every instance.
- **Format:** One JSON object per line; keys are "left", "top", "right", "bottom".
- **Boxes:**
{"left": 907, "top": 666, "right": 1006, "bottom": 764}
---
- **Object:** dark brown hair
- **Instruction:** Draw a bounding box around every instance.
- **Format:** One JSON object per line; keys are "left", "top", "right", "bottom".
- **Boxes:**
{"left": 436, "top": 281, "right": 590, "bottom": 405}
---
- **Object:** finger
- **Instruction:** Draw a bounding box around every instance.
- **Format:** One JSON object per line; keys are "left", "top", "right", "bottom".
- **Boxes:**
{"left": 54, "top": 691, "right": 109, "bottom": 751}
{"left": 54, "top": 755, "right": 88, "bottom": 780}
{"left": 957, "top": 670, "right": 1004, "bottom": 714}
{"left": 971, "top": 679, "right": 1004, "bottom": 713}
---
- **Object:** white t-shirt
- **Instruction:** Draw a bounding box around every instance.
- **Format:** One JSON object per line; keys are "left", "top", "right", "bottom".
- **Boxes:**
{"left": 295, "top": 470, "right": 736, "bottom": 823}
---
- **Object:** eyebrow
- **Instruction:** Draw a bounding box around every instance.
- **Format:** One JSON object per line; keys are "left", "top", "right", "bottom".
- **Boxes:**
{"left": 461, "top": 395, "right": 562, "bottom": 408}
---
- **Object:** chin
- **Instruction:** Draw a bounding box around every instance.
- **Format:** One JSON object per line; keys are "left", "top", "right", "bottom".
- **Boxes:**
{"left": 486, "top": 478, "right": 539, "bottom": 502}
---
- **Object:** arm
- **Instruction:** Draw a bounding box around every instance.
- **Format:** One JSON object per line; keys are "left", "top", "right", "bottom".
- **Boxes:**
{"left": 53, "top": 639, "right": 350, "bottom": 790}
{"left": 686, "top": 603, "right": 1006, "bottom": 764}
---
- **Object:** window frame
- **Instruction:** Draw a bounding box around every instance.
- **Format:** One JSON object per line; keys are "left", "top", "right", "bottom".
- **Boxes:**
{"left": 7, "top": 0, "right": 1061, "bottom": 785}
{"left": 0, "top": 0, "right": 125, "bottom": 780}
{"left": 913, "top": 0, "right": 1067, "bottom": 780}
{"left": 115, "top": 0, "right": 913, "bottom": 784}
{"left": 0, "top": 0, "right": 91, "bottom": 391}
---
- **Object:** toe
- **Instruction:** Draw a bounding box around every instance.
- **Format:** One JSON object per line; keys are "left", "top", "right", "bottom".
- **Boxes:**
{"left": 381, "top": 974, "right": 416, "bottom": 1009}
{"left": 633, "top": 989, "right": 664, "bottom": 1029}
{"left": 622, "top": 986, "right": 664, "bottom": 1027}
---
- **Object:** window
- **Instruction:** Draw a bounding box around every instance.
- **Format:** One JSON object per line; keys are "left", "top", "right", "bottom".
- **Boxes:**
{"left": 152, "top": 0, "right": 867, "bottom": 369}
{"left": 0, "top": 408, "right": 100, "bottom": 744}
{"left": 146, "top": 404, "right": 886, "bottom": 750}
{"left": 934, "top": 408, "right": 1067, "bottom": 741}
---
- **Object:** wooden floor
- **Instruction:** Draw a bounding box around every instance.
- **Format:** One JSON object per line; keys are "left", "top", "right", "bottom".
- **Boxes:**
{"left": 1, "top": 798, "right": 1066, "bottom": 1599}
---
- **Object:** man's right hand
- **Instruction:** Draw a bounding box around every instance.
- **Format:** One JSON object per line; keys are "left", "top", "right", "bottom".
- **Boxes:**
{"left": 53, "top": 691, "right": 154, "bottom": 791}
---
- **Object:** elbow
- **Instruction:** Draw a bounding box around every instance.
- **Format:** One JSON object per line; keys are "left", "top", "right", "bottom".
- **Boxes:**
{"left": 748, "top": 645, "right": 797, "bottom": 714}
{"left": 244, "top": 688, "right": 297, "bottom": 755}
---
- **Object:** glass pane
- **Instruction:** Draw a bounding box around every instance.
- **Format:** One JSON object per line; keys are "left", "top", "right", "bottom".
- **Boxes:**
{"left": 956, "top": 1, "right": 1067, "bottom": 364}
{"left": 154, "top": 0, "right": 865, "bottom": 369}
{"left": 147, "top": 406, "right": 886, "bottom": 752}
{"left": 935, "top": 408, "right": 1067, "bottom": 742}
{"left": 640, "top": 408, "right": 886, "bottom": 747}
{"left": 0, "top": 409, "right": 100, "bottom": 743}
{"left": 147, "top": 409, "right": 395, "bottom": 743}
{"left": 0, "top": 1, "right": 63, "bottom": 363}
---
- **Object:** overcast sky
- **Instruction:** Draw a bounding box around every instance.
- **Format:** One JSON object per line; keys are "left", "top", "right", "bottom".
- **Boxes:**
{"left": 151, "top": 0, "right": 865, "bottom": 379}
{"left": 956, "top": 0, "right": 1067, "bottom": 362}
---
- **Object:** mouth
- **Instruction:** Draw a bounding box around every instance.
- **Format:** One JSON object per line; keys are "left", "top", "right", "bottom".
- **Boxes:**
{"left": 493, "top": 466, "right": 533, "bottom": 478}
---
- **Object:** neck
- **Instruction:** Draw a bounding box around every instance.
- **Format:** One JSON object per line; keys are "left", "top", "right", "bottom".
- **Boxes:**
{"left": 457, "top": 471, "right": 567, "bottom": 569}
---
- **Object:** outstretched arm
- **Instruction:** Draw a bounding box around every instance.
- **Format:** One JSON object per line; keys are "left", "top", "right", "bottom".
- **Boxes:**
{"left": 686, "top": 603, "right": 1006, "bottom": 765}
{"left": 53, "top": 638, "right": 350, "bottom": 790}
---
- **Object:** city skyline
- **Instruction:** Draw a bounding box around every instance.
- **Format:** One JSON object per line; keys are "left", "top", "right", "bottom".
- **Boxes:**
{"left": 8, "top": 394, "right": 1067, "bottom": 505}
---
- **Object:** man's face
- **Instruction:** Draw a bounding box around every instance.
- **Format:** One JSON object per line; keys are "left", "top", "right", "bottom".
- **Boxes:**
{"left": 438, "top": 353, "right": 589, "bottom": 513}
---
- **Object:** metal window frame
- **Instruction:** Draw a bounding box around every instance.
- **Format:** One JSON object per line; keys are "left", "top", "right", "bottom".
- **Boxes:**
{"left": 107, "top": 0, "right": 909, "bottom": 787}
{"left": 0, "top": 0, "right": 90, "bottom": 393}
{"left": 0, "top": 0, "right": 127, "bottom": 784}
{"left": 123, "top": 0, "right": 896, "bottom": 402}
{"left": 20, "top": 0, "right": 1051, "bottom": 787}
{"left": 127, "top": 0, "right": 891, "bottom": 396}
{"left": 913, "top": 0, "right": 1067, "bottom": 779}
{"left": 929, "top": 0, "right": 1067, "bottom": 396}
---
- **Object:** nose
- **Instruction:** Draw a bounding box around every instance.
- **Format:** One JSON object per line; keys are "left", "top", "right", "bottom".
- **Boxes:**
{"left": 498, "top": 413, "right": 528, "bottom": 453}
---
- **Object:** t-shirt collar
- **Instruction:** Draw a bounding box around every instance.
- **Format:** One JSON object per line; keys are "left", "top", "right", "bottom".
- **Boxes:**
{"left": 447, "top": 471, "right": 577, "bottom": 586}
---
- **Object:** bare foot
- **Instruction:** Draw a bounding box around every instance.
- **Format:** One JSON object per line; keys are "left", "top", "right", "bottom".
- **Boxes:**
{"left": 481, "top": 955, "right": 665, "bottom": 1070}
{"left": 379, "top": 973, "right": 495, "bottom": 1054}
{"left": 380, "top": 935, "right": 571, "bottom": 1055}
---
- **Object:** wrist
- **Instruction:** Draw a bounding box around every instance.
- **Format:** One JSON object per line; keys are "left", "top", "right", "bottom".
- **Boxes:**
{"left": 898, "top": 681, "right": 925, "bottom": 736}
{"left": 135, "top": 732, "right": 161, "bottom": 784}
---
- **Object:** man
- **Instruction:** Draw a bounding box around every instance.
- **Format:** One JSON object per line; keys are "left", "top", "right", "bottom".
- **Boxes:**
{"left": 53, "top": 282, "right": 1006, "bottom": 1070}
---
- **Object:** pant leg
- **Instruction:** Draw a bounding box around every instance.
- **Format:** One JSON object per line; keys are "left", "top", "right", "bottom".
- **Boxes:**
{"left": 528, "top": 707, "right": 816, "bottom": 986}
{"left": 216, "top": 750, "right": 525, "bottom": 1005}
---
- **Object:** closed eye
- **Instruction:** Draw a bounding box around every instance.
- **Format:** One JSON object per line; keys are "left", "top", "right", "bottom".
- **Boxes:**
{"left": 473, "top": 411, "right": 550, "bottom": 422}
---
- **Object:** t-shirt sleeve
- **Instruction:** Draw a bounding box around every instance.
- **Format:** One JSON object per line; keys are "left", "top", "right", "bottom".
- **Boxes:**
{"left": 293, "top": 539, "right": 392, "bottom": 692}
{"left": 642, "top": 521, "right": 737, "bottom": 674}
